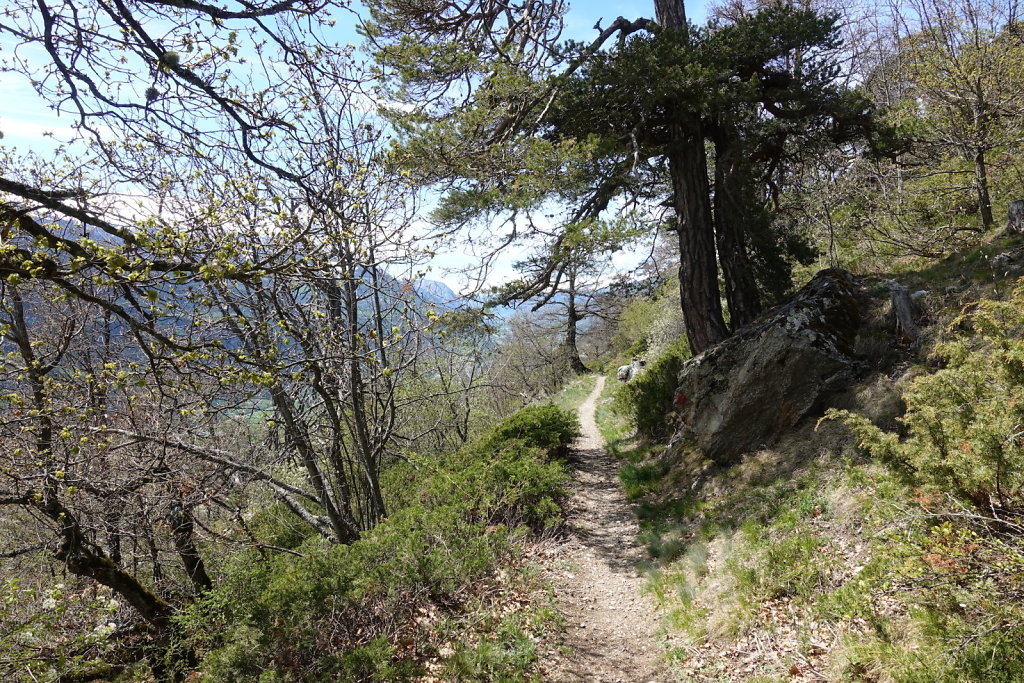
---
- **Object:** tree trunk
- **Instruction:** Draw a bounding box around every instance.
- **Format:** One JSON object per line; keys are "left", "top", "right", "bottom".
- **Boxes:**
{"left": 886, "top": 281, "right": 920, "bottom": 348}
{"left": 654, "top": 0, "right": 687, "bottom": 28}
{"left": 657, "top": 0, "right": 728, "bottom": 354}
{"left": 1006, "top": 200, "right": 1024, "bottom": 234}
{"left": 563, "top": 281, "right": 588, "bottom": 375}
{"left": 669, "top": 118, "right": 729, "bottom": 355}
{"left": 343, "top": 268, "right": 386, "bottom": 528}
{"left": 41, "top": 492, "right": 175, "bottom": 630}
{"left": 269, "top": 385, "right": 361, "bottom": 544}
{"left": 975, "top": 148, "right": 993, "bottom": 230}
{"left": 713, "top": 133, "right": 762, "bottom": 330}
{"left": 9, "top": 288, "right": 171, "bottom": 632}
{"left": 168, "top": 500, "right": 213, "bottom": 594}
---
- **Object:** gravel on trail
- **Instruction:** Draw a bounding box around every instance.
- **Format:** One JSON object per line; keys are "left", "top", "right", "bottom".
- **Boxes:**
{"left": 540, "top": 376, "right": 670, "bottom": 683}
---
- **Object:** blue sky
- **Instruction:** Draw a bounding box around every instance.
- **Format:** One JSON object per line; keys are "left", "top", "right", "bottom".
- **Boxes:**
{"left": 563, "top": 1, "right": 709, "bottom": 40}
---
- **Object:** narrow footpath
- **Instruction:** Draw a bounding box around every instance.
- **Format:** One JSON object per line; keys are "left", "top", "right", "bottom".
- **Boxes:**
{"left": 540, "top": 376, "right": 669, "bottom": 682}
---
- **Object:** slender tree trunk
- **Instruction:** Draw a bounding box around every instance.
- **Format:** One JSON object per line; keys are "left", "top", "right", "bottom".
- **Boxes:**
{"left": 269, "top": 386, "right": 361, "bottom": 544}
{"left": 1007, "top": 199, "right": 1024, "bottom": 234}
{"left": 713, "top": 133, "right": 762, "bottom": 330}
{"left": 563, "top": 278, "right": 588, "bottom": 375}
{"left": 168, "top": 500, "right": 213, "bottom": 594}
{"left": 342, "top": 268, "right": 386, "bottom": 528}
{"left": 975, "top": 148, "right": 993, "bottom": 230}
{"left": 657, "top": 0, "right": 728, "bottom": 354}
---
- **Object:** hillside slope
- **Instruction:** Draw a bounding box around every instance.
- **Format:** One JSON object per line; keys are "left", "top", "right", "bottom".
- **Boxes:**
{"left": 597, "top": 234, "right": 1024, "bottom": 682}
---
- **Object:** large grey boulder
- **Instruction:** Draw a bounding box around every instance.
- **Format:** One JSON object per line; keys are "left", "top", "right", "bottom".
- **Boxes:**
{"left": 672, "top": 268, "right": 861, "bottom": 465}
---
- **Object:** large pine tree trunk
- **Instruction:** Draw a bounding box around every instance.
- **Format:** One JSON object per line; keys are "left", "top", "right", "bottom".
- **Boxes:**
{"left": 713, "top": 134, "right": 762, "bottom": 330}
{"left": 669, "top": 120, "right": 729, "bottom": 354}
{"left": 657, "top": 0, "right": 728, "bottom": 355}
{"left": 654, "top": 0, "right": 687, "bottom": 27}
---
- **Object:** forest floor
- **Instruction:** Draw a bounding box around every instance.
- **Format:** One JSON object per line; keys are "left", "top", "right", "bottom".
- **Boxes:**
{"left": 539, "top": 376, "right": 671, "bottom": 682}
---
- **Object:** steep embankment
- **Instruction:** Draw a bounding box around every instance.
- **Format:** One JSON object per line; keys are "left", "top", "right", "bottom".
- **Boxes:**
{"left": 598, "top": 238, "right": 1024, "bottom": 682}
{"left": 540, "top": 376, "right": 669, "bottom": 682}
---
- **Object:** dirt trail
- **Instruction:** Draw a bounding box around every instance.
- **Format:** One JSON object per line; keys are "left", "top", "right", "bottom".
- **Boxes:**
{"left": 540, "top": 376, "right": 670, "bottom": 682}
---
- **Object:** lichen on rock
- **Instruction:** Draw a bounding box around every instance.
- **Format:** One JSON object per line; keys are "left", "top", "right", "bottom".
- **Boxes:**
{"left": 673, "top": 268, "right": 863, "bottom": 466}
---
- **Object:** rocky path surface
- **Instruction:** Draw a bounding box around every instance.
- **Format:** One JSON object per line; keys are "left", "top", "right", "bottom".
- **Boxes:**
{"left": 540, "top": 376, "right": 670, "bottom": 682}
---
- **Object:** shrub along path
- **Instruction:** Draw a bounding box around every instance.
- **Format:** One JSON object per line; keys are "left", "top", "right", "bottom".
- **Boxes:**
{"left": 541, "top": 376, "right": 669, "bottom": 682}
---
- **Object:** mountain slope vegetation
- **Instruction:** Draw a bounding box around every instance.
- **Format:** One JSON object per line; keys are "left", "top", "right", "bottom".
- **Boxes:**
{"left": 2, "top": 0, "right": 1024, "bottom": 680}
{"left": 597, "top": 232, "right": 1024, "bottom": 682}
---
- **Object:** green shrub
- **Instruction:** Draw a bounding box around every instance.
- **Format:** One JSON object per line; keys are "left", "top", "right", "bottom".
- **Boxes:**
{"left": 615, "top": 337, "right": 690, "bottom": 439}
{"left": 444, "top": 613, "right": 542, "bottom": 681}
{"left": 388, "top": 403, "right": 578, "bottom": 530}
{"left": 830, "top": 280, "right": 1024, "bottom": 503}
{"left": 186, "top": 504, "right": 512, "bottom": 681}
{"left": 827, "top": 280, "right": 1024, "bottom": 680}
{"left": 184, "top": 402, "right": 581, "bottom": 680}
{"left": 483, "top": 402, "right": 582, "bottom": 459}
{"left": 410, "top": 442, "right": 569, "bottom": 530}
{"left": 247, "top": 502, "right": 318, "bottom": 550}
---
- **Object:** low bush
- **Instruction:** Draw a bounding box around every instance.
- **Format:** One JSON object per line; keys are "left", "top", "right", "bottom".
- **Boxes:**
{"left": 614, "top": 337, "right": 690, "bottom": 439}
{"left": 483, "top": 402, "right": 582, "bottom": 459}
{"left": 828, "top": 279, "right": 1024, "bottom": 679}
{"left": 830, "top": 279, "right": 1024, "bottom": 505}
{"left": 183, "top": 403, "right": 580, "bottom": 680}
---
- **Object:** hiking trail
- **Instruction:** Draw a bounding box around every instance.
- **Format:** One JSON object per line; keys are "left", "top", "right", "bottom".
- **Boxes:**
{"left": 540, "top": 376, "right": 670, "bottom": 682}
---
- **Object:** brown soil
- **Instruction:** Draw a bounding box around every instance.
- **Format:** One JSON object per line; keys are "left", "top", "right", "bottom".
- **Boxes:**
{"left": 539, "top": 376, "right": 671, "bottom": 682}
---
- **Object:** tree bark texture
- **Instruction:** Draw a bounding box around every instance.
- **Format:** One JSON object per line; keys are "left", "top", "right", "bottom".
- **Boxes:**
{"left": 655, "top": 0, "right": 728, "bottom": 354}
{"left": 654, "top": 0, "right": 687, "bottom": 29}
{"left": 168, "top": 500, "right": 213, "bottom": 594}
{"left": 713, "top": 135, "right": 763, "bottom": 330}
{"left": 669, "top": 115, "right": 730, "bottom": 355}
{"left": 1007, "top": 200, "right": 1024, "bottom": 234}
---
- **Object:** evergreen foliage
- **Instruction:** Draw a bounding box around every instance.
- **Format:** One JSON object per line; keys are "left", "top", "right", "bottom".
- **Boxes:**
{"left": 615, "top": 337, "right": 690, "bottom": 440}
{"left": 484, "top": 402, "right": 582, "bottom": 460}
{"left": 175, "top": 403, "right": 579, "bottom": 680}
{"left": 830, "top": 280, "right": 1024, "bottom": 504}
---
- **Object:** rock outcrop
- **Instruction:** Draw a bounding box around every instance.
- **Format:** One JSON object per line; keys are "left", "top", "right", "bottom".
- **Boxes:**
{"left": 616, "top": 359, "right": 645, "bottom": 382}
{"left": 672, "top": 268, "right": 862, "bottom": 466}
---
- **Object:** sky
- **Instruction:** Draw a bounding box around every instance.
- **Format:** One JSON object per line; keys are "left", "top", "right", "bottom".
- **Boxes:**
{"left": 0, "top": 0, "right": 710, "bottom": 295}
{"left": 0, "top": 0, "right": 709, "bottom": 151}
